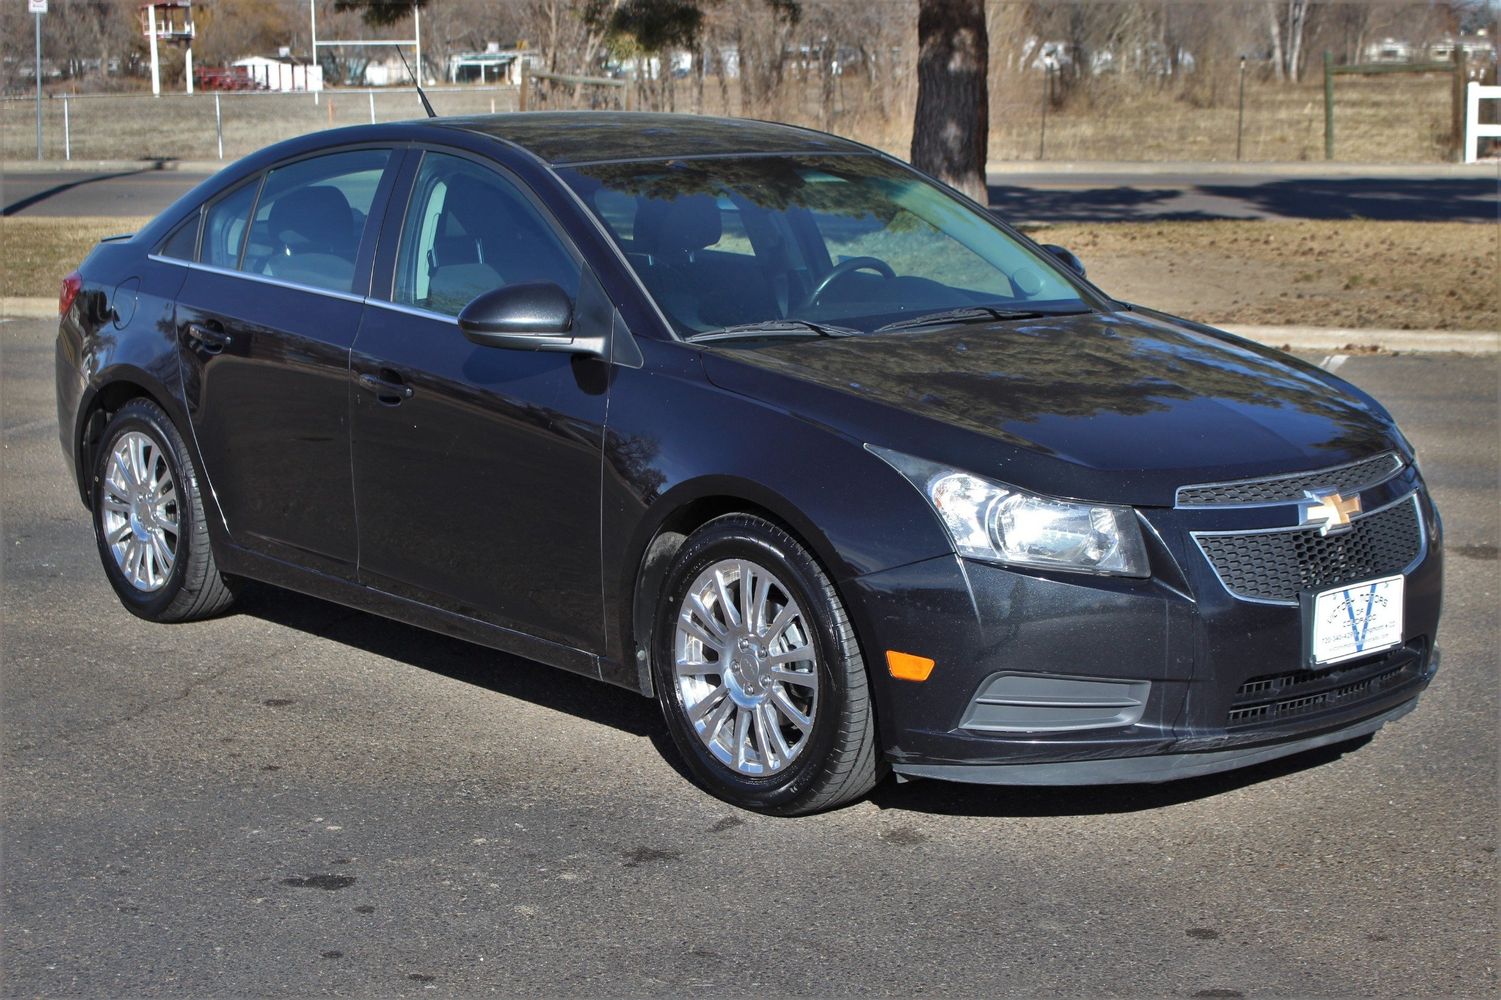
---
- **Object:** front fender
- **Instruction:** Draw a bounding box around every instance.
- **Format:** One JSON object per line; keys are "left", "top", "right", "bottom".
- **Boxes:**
{"left": 601, "top": 339, "right": 953, "bottom": 674}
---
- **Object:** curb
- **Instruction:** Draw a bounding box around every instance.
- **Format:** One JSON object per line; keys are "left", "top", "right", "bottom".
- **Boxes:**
{"left": 1219, "top": 325, "right": 1499, "bottom": 354}
{"left": 5, "top": 297, "right": 1496, "bottom": 353}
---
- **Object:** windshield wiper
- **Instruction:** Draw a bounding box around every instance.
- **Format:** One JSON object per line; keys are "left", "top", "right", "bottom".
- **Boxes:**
{"left": 685, "top": 319, "right": 861, "bottom": 344}
{"left": 875, "top": 305, "right": 1047, "bottom": 333}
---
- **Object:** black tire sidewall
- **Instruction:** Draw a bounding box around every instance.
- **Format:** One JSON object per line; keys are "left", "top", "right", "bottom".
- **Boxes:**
{"left": 652, "top": 518, "right": 853, "bottom": 813}
{"left": 91, "top": 403, "right": 196, "bottom": 619}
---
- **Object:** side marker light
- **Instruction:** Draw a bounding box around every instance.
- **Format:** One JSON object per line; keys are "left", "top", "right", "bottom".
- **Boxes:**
{"left": 887, "top": 650, "right": 935, "bottom": 682}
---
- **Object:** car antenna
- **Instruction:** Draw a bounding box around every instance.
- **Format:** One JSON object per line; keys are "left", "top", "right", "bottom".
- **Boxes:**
{"left": 396, "top": 47, "right": 437, "bottom": 118}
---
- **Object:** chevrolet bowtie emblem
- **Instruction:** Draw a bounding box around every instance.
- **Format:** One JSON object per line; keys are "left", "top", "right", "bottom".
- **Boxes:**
{"left": 1300, "top": 489, "right": 1362, "bottom": 535}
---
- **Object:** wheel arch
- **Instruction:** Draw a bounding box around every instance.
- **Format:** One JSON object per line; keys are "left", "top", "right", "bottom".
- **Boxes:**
{"left": 73, "top": 369, "right": 188, "bottom": 511}
{"left": 625, "top": 477, "right": 862, "bottom": 700}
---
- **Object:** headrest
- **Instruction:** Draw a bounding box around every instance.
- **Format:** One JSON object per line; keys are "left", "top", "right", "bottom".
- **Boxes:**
{"left": 634, "top": 194, "right": 722, "bottom": 255}
{"left": 269, "top": 185, "right": 353, "bottom": 255}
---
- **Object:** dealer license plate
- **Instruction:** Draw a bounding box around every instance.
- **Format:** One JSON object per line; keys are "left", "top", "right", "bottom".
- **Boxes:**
{"left": 1309, "top": 575, "right": 1405, "bottom": 666}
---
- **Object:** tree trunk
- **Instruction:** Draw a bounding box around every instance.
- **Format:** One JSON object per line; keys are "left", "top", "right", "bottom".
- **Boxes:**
{"left": 910, "top": 0, "right": 989, "bottom": 203}
{"left": 1285, "top": 0, "right": 1309, "bottom": 84}
{"left": 1266, "top": 1, "right": 1284, "bottom": 83}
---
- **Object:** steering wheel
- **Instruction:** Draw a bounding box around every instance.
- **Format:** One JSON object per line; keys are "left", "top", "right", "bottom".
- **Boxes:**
{"left": 801, "top": 256, "right": 896, "bottom": 309}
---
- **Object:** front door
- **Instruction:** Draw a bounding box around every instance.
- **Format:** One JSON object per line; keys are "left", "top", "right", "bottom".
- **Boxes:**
{"left": 175, "top": 147, "right": 394, "bottom": 576}
{"left": 350, "top": 150, "right": 610, "bottom": 653}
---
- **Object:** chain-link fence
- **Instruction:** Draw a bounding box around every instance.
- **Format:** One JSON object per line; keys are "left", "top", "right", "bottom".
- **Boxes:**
{"left": 1, "top": 86, "right": 521, "bottom": 163}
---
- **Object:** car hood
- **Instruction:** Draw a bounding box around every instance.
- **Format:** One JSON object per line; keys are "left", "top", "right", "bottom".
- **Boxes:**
{"left": 698, "top": 310, "right": 1396, "bottom": 507}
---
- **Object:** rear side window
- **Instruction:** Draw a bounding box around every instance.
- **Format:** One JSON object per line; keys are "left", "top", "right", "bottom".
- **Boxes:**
{"left": 241, "top": 149, "right": 390, "bottom": 294}
{"left": 201, "top": 180, "right": 258, "bottom": 270}
{"left": 158, "top": 212, "right": 200, "bottom": 260}
{"left": 393, "top": 152, "right": 580, "bottom": 316}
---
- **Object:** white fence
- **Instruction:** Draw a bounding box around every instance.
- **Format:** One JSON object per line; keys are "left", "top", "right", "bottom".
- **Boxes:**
{"left": 1465, "top": 81, "right": 1501, "bottom": 162}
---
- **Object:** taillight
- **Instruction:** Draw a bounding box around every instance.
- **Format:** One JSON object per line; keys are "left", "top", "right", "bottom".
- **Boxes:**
{"left": 59, "top": 271, "right": 83, "bottom": 317}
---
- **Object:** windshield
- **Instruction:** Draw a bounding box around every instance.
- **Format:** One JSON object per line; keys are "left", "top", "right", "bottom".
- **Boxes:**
{"left": 557, "top": 154, "right": 1092, "bottom": 340}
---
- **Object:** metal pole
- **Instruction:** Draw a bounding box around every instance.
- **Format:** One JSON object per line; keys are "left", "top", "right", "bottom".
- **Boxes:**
{"left": 310, "top": 0, "right": 317, "bottom": 65}
{"left": 149, "top": 4, "right": 161, "bottom": 97}
{"left": 1236, "top": 56, "right": 1246, "bottom": 161}
{"left": 185, "top": 42, "right": 193, "bottom": 94}
{"left": 368, "top": 89, "right": 375, "bottom": 123}
{"left": 63, "top": 93, "right": 70, "bottom": 160}
{"left": 413, "top": 2, "right": 422, "bottom": 85}
{"left": 1039, "top": 67, "right": 1050, "bottom": 160}
{"left": 1323, "top": 50, "right": 1334, "bottom": 160}
{"left": 215, "top": 92, "right": 223, "bottom": 159}
{"left": 34, "top": 12, "right": 42, "bottom": 160}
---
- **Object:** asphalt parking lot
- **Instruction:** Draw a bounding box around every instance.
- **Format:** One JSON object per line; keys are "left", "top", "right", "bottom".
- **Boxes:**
{"left": 2, "top": 316, "right": 1496, "bottom": 998}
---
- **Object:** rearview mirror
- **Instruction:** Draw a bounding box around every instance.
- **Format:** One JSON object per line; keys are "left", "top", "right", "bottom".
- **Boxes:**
{"left": 1042, "top": 244, "right": 1086, "bottom": 278}
{"left": 458, "top": 282, "right": 601, "bottom": 355}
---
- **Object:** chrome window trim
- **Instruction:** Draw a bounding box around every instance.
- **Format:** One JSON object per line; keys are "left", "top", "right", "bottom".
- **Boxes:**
{"left": 1190, "top": 490, "right": 1427, "bottom": 607}
{"left": 364, "top": 297, "right": 458, "bottom": 325}
{"left": 1174, "top": 452, "right": 1405, "bottom": 510}
{"left": 146, "top": 254, "right": 367, "bottom": 304}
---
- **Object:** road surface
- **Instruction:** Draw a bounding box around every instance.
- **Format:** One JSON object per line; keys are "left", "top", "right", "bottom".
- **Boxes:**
{"left": 2, "top": 315, "right": 1496, "bottom": 997}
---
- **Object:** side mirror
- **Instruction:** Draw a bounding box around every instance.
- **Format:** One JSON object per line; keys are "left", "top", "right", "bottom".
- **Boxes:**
{"left": 458, "top": 282, "right": 600, "bottom": 356}
{"left": 1042, "top": 244, "right": 1086, "bottom": 278}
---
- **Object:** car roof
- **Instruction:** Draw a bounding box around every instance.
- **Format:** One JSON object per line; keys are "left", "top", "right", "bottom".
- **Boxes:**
{"left": 434, "top": 111, "right": 870, "bottom": 165}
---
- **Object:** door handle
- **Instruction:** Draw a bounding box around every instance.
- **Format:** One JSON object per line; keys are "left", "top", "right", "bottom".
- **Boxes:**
{"left": 185, "top": 322, "right": 232, "bottom": 353}
{"left": 356, "top": 371, "right": 414, "bottom": 403}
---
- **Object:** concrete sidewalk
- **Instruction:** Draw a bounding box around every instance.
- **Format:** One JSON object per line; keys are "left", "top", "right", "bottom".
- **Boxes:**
{"left": 5, "top": 296, "right": 1495, "bottom": 353}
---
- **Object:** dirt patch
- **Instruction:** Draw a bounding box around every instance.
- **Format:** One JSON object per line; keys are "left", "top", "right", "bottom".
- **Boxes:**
{"left": 1042, "top": 220, "right": 1500, "bottom": 331}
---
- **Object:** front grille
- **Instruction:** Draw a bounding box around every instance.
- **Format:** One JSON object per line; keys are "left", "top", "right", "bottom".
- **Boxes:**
{"left": 1227, "top": 646, "right": 1423, "bottom": 727}
{"left": 1195, "top": 495, "right": 1423, "bottom": 604}
{"left": 1176, "top": 453, "right": 1402, "bottom": 507}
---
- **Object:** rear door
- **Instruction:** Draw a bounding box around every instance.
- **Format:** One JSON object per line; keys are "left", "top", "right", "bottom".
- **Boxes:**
{"left": 349, "top": 149, "right": 610, "bottom": 653}
{"left": 174, "top": 147, "right": 397, "bottom": 577}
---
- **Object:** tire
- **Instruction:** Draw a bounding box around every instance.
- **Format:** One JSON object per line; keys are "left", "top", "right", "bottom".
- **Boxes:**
{"left": 652, "top": 514, "right": 884, "bottom": 815}
{"left": 90, "top": 398, "right": 236, "bottom": 623}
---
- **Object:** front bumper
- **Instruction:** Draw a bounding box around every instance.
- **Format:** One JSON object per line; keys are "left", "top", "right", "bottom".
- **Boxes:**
{"left": 893, "top": 696, "right": 1422, "bottom": 785}
{"left": 846, "top": 484, "right": 1442, "bottom": 784}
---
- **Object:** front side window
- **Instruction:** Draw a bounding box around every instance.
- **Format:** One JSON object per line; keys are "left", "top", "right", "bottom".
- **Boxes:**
{"left": 393, "top": 152, "right": 581, "bottom": 317}
{"left": 240, "top": 148, "right": 390, "bottom": 294}
{"left": 559, "top": 155, "right": 1090, "bottom": 338}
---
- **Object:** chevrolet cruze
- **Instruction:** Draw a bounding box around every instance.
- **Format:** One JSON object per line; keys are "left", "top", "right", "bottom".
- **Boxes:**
{"left": 56, "top": 113, "right": 1442, "bottom": 814}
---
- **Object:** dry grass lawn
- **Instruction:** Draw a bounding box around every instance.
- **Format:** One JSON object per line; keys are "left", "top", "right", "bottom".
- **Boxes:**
{"left": 4, "top": 215, "right": 1495, "bottom": 332}
{"left": 1048, "top": 219, "right": 1500, "bottom": 331}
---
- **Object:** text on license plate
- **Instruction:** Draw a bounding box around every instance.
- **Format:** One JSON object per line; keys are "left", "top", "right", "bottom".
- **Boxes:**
{"left": 1310, "top": 574, "right": 1405, "bottom": 665}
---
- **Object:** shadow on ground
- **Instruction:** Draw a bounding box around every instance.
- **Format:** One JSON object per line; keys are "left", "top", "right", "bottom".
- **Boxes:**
{"left": 233, "top": 581, "right": 1379, "bottom": 819}
{"left": 988, "top": 177, "right": 1500, "bottom": 224}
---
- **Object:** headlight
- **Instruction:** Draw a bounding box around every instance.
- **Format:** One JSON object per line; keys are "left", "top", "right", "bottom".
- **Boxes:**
{"left": 868, "top": 446, "right": 1150, "bottom": 577}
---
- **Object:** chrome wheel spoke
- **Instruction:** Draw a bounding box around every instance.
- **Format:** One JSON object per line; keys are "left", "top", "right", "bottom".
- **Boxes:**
{"left": 732, "top": 708, "right": 753, "bottom": 771}
{"left": 770, "top": 664, "right": 818, "bottom": 692}
{"left": 771, "top": 687, "right": 813, "bottom": 733}
{"left": 713, "top": 568, "right": 740, "bottom": 631}
{"left": 688, "top": 684, "right": 728, "bottom": 723}
{"left": 765, "top": 646, "right": 812, "bottom": 667}
{"left": 675, "top": 557, "right": 820, "bottom": 778}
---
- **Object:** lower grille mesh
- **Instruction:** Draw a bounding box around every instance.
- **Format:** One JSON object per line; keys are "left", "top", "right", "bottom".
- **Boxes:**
{"left": 1227, "top": 647, "right": 1422, "bottom": 727}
